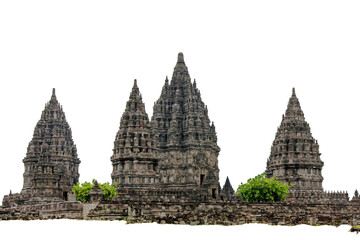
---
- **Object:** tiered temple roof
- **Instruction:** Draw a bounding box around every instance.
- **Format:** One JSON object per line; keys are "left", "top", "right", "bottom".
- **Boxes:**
{"left": 151, "top": 53, "right": 220, "bottom": 197}
{"left": 265, "top": 88, "right": 323, "bottom": 191}
{"left": 111, "top": 80, "right": 158, "bottom": 187}
{"left": 21, "top": 89, "right": 80, "bottom": 203}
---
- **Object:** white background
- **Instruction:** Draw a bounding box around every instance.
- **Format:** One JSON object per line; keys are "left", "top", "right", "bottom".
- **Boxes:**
{"left": 0, "top": 0, "right": 359, "bottom": 238}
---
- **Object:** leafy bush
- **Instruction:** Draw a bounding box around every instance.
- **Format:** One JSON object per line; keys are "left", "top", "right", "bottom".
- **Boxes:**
{"left": 72, "top": 179, "right": 118, "bottom": 202}
{"left": 236, "top": 174, "right": 291, "bottom": 202}
{"left": 72, "top": 181, "right": 93, "bottom": 202}
{"left": 99, "top": 181, "right": 118, "bottom": 200}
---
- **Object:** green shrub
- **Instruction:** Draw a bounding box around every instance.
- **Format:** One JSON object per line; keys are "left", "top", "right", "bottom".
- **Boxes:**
{"left": 236, "top": 174, "right": 291, "bottom": 202}
{"left": 72, "top": 179, "right": 118, "bottom": 202}
{"left": 99, "top": 181, "right": 118, "bottom": 200}
{"left": 72, "top": 181, "right": 93, "bottom": 202}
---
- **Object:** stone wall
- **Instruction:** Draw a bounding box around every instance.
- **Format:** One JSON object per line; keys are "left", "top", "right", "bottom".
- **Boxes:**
{"left": 286, "top": 190, "right": 350, "bottom": 204}
{"left": 86, "top": 198, "right": 360, "bottom": 226}
{"left": 2, "top": 193, "right": 360, "bottom": 227}
{"left": 1, "top": 198, "right": 360, "bottom": 226}
{"left": 0, "top": 201, "right": 83, "bottom": 220}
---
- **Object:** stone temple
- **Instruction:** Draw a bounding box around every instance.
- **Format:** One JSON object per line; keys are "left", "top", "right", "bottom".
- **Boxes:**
{"left": 265, "top": 88, "right": 324, "bottom": 191}
{"left": 111, "top": 53, "right": 222, "bottom": 200}
{"left": 111, "top": 79, "right": 159, "bottom": 187}
{"left": 2, "top": 53, "right": 359, "bottom": 226}
{"left": 151, "top": 53, "right": 220, "bottom": 196}
{"left": 2, "top": 89, "right": 80, "bottom": 206}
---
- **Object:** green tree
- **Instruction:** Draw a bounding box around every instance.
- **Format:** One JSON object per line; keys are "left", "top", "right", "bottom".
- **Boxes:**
{"left": 72, "top": 179, "right": 118, "bottom": 202}
{"left": 236, "top": 174, "right": 291, "bottom": 202}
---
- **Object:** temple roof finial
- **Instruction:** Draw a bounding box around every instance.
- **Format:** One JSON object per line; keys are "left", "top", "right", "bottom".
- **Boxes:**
{"left": 130, "top": 79, "right": 141, "bottom": 99}
{"left": 93, "top": 180, "right": 99, "bottom": 188}
{"left": 178, "top": 52, "right": 184, "bottom": 63}
{"left": 283, "top": 87, "right": 304, "bottom": 120}
{"left": 50, "top": 88, "right": 58, "bottom": 103}
{"left": 173, "top": 52, "right": 188, "bottom": 76}
{"left": 126, "top": 78, "right": 146, "bottom": 113}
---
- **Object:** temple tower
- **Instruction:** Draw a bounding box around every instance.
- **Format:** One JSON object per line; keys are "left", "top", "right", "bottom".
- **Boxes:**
{"left": 111, "top": 80, "right": 159, "bottom": 187}
{"left": 222, "top": 177, "right": 235, "bottom": 196}
{"left": 151, "top": 53, "right": 220, "bottom": 198}
{"left": 265, "top": 88, "right": 323, "bottom": 191}
{"left": 21, "top": 89, "right": 80, "bottom": 203}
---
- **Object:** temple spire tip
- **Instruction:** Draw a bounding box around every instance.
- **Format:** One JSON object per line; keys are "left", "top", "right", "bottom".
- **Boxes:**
{"left": 177, "top": 52, "right": 184, "bottom": 62}
{"left": 52, "top": 88, "right": 56, "bottom": 98}
{"left": 50, "top": 88, "right": 57, "bottom": 102}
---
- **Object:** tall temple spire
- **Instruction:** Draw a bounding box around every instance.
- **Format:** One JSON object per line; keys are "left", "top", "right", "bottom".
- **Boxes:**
{"left": 21, "top": 89, "right": 80, "bottom": 203}
{"left": 130, "top": 79, "right": 139, "bottom": 97}
{"left": 265, "top": 88, "right": 323, "bottom": 191}
{"left": 49, "top": 88, "right": 58, "bottom": 105}
{"left": 111, "top": 80, "right": 158, "bottom": 187}
{"left": 151, "top": 53, "right": 220, "bottom": 198}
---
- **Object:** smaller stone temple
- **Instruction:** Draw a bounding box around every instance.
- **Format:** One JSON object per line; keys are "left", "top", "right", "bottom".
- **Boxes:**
{"left": 2, "top": 89, "right": 80, "bottom": 206}
{"left": 222, "top": 177, "right": 235, "bottom": 196}
{"left": 265, "top": 88, "right": 324, "bottom": 191}
{"left": 110, "top": 80, "right": 159, "bottom": 187}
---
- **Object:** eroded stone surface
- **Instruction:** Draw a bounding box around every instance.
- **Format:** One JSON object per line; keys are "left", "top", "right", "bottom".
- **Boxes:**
{"left": 2, "top": 89, "right": 80, "bottom": 207}
{"left": 111, "top": 80, "right": 159, "bottom": 188}
{"left": 151, "top": 53, "right": 220, "bottom": 198}
{"left": 110, "top": 53, "right": 221, "bottom": 200}
{"left": 1, "top": 53, "right": 358, "bottom": 227}
{"left": 265, "top": 88, "right": 324, "bottom": 191}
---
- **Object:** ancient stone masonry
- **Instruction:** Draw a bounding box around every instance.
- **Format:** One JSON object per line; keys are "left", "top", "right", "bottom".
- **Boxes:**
{"left": 2, "top": 89, "right": 80, "bottom": 207}
{"left": 151, "top": 53, "right": 220, "bottom": 198}
{"left": 89, "top": 181, "right": 104, "bottom": 203}
{"left": 87, "top": 199, "right": 360, "bottom": 226}
{"left": 110, "top": 53, "right": 221, "bottom": 200}
{"left": 111, "top": 80, "right": 159, "bottom": 188}
{"left": 2, "top": 53, "right": 360, "bottom": 229}
{"left": 265, "top": 88, "right": 324, "bottom": 191}
{"left": 351, "top": 189, "right": 360, "bottom": 203}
